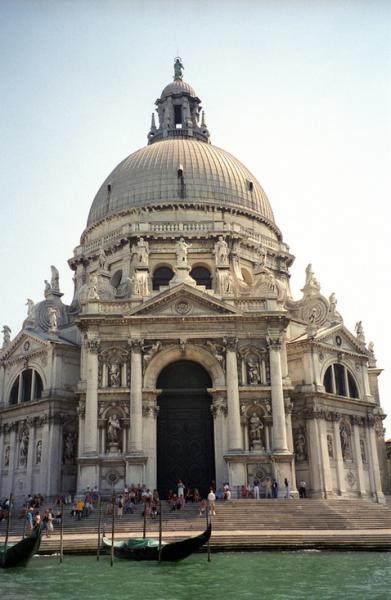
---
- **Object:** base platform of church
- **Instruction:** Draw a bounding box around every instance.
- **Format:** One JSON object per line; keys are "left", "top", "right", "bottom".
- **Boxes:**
{"left": 4, "top": 499, "right": 391, "bottom": 553}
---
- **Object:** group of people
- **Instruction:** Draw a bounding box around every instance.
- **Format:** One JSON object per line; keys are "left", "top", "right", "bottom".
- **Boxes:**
{"left": 24, "top": 505, "right": 58, "bottom": 537}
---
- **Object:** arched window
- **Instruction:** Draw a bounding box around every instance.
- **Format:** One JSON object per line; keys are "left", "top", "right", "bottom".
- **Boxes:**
{"left": 9, "top": 369, "right": 43, "bottom": 405}
{"left": 190, "top": 266, "right": 212, "bottom": 288}
{"left": 323, "top": 364, "right": 359, "bottom": 399}
{"left": 152, "top": 266, "right": 174, "bottom": 290}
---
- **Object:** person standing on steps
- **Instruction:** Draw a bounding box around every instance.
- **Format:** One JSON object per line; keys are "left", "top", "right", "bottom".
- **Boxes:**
{"left": 284, "top": 478, "right": 290, "bottom": 499}
{"left": 253, "top": 479, "right": 260, "bottom": 500}
{"left": 207, "top": 487, "right": 216, "bottom": 516}
{"left": 272, "top": 479, "right": 278, "bottom": 499}
{"left": 177, "top": 480, "right": 185, "bottom": 508}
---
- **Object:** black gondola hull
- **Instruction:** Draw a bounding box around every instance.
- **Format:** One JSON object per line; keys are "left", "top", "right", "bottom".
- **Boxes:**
{"left": 103, "top": 523, "right": 211, "bottom": 562}
{"left": 0, "top": 526, "right": 42, "bottom": 569}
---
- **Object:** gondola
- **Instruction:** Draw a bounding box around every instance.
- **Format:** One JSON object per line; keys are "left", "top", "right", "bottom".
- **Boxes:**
{"left": 0, "top": 525, "right": 42, "bottom": 569}
{"left": 102, "top": 522, "right": 211, "bottom": 562}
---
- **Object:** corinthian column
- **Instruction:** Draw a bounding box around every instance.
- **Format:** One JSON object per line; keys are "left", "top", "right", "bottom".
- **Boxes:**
{"left": 267, "top": 336, "right": 288, "bottom": 452}
{"left": 129, "top": 340, "right": 143, "bottom": 453}
{"left": 352, "top": 417, "right": 366, "bottom": 497}
{"left": 84, "top": 338, "right": 100, "bottom": 455}
{"left": 333, "top": 416, "right": 346, "bottom": 495}
{"left": 366, "top": 418, "right": 385, "bottom": 503}
{"left": 225, "top": 338, "right": 242, "bottom": 451}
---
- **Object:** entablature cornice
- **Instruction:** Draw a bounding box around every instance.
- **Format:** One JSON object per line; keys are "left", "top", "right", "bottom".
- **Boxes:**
{"left": 291, "top": 390, "right": 375, "bottom": 410}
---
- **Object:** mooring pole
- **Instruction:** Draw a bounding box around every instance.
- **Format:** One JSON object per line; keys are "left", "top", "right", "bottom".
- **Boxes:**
{"left": 158, "top": 499, "right": 163, "bottom": 562}
{"left": 96, "top": 494, "right": 102, "bottom": 561}
{"left": 59, "top": 500, "right": 64, "bottom": 563}
{"left": 22, "top": 505, "right": 26, "bottom": 540}
{"left": 2, "top": 492, "right": 12, "bottom": 566}
{"left": 110, "top": 492, "right": 115, "bottom": 567}
{"left": 143, "top": 501, "right": 147, "bottom": 539}
{"left": 206, "top": 508, "right": 211, "bottom": 562}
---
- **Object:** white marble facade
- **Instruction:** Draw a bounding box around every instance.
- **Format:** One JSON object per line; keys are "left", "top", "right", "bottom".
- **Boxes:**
{"left": 0, "top": 62, "right": 388, "bottom": 502}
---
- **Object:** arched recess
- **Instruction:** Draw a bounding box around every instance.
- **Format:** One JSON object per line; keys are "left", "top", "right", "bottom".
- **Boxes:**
{"left": 144, "top": 343, "right": 225, "bottom": 389}
{"left": 156, "top": 360, "right": 215, "bottom": 498}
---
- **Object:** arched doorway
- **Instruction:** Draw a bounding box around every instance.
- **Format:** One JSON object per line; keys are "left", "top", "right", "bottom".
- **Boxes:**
{"left": 157, "top": 360, "right": 215, "bottom": 498}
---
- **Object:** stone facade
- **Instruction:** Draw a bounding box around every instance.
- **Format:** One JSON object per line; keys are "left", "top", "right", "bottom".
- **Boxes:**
{"left": 0, "top": 61, "right": 388, "bottom": 502}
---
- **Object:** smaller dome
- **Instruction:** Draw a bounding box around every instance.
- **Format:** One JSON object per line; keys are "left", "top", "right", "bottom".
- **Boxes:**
{"left": 161, "top": 79, "right": 196, "bottom": 99}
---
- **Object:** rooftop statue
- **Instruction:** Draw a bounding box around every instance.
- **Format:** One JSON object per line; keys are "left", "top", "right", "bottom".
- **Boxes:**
{"left": 2, "top": 325, "right": 11, "bottom": 348}
{"left": 174, "top": 57, "right": 184, "bottom": 80}
{"left": 51, "top": 265, "right": 60, "bottom": 292}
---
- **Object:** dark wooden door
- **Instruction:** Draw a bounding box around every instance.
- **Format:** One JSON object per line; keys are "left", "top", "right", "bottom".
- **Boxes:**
{"left": 157, "top": 361, "right": 215, "bottom": 499}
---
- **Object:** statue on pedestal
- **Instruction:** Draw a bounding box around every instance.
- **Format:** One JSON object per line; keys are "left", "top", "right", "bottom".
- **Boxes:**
{"left": 340, "top": 423, "right": 352, "bottom": 460}
{"left": 214, "top": 236, "right": 229, "bottom": 267}
{"left": 98, "top": 247, "right": 108, "bottom": 270}
{"left": 19, "top": 428, "right": 29, "bottom": 466}
{"left": 88, "top": 273, "right": 99, "bottom": 300}
{"left": 132, "top": 237, "right": 149, "bottom": 267}
{"left": 109, "top": 363, "right": 121, "bottom": 387}
{"left": 295, "top": 429, "right": 307, "bottom": 461}
{"left": 176, "top": 237, "right": 191, "bottom": 266}
{"left": 247, "top": 359, "right": 260, "bottom": 384}
{"left": 63, "top": 432, "right": 76, "bottom": 464}
{"left": 36, "top": 440, "right": 42, "bottom": 464}
{"left": 248, "top": 412, "right": 264, "bottom": 450}
{"left": 355, "top": 321, "right": 365, "bottom": 343}
{"left": 107, "top": 414, "right": 121, "bottom": 451}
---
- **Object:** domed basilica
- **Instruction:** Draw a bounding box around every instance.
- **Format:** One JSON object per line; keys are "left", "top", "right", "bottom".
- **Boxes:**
{"left": 0, "top": 60, "right": 388, "bottom": 501}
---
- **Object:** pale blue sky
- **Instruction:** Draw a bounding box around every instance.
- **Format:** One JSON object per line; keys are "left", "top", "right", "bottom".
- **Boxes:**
{"left": 1, "top": 1, "right": 390, "bottom": 432}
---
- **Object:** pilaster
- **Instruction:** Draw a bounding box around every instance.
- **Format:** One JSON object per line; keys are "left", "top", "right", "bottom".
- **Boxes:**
{"left": 366, "top": 419, "right": 385, "bottom": 503}
{"left": 84, "top": 338, "right": 99, "bottom": 455}
{"left": 129, "top": 340, "right": 143, "bottom": 454}
{"left": 352, "top": 419, "right": 367, "bottom": 498}
{"left": 267, "top": 335, "right": 288, "bottom": 452}
{"left": 333, "top": 416, "right": 346, "bottom": 495}
{"left": 225, "top": 338, "right": 242, "bottom": 451}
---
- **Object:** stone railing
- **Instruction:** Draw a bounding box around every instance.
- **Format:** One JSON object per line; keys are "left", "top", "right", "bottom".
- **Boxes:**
{"left": 235, "top": 299, "right": 267, "bottom": 312}
{"left": 78, "top": 221, "right": 288, "bottom": 258}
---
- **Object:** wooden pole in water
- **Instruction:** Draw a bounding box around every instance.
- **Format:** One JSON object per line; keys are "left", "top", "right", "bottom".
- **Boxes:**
{"left": 158, "top": 499, "right": 163, "bottom": 562}
{"left": 143, "top": 501, "right": 147, "bottom": 539}
{"left": 206, "top": 507, "right": 211, "bottom": 562}
{"left": 22, "top": 506, "right": 26, "bottom": 540}
{"left": 110, "top": 492, "right": 115, "bottom": 567}
{"left": 59, "top": 500, "right": 64, "bottom": 563}
{"left": 3, "top": 492, "right": 12, "bottom": 566}
{"left": 96, "top": 494, "right": 102, "bottom": 561}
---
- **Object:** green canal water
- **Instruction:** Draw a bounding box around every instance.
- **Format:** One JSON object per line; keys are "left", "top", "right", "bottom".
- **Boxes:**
{"left": 1, "top": 552, "right": 390, "bottom": 600}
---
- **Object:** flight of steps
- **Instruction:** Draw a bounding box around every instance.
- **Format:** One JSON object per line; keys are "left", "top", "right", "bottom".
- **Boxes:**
{"left": 2, "top": 499, "right": 391, "bottom": 553}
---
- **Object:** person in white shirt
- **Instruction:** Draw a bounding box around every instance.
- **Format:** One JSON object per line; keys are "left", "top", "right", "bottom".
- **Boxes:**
{"left": 207, "top": 488, "right": 216, "bottom": 515}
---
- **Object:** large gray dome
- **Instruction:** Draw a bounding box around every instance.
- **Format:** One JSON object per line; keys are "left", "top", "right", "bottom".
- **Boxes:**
{"left": 87, "top": 138, "right": 278, "bottom": 235}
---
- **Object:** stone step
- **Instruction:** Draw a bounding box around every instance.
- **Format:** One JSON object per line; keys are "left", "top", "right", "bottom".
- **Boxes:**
{"left": 2, "top": 498, "right": 391, "bottom": 537}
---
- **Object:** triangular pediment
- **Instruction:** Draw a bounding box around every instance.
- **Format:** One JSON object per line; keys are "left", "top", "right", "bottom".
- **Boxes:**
{"left": 129, "top": 283, "right": 240, "bottom": 317}
{"left": 289, "top": 323, "right": 368, "bottom": 357}
{"left": 0, "top": 330, "right": 51, "bottom": 363}
{"left": 315, "top": 324, "right": 368, "bottom": 355}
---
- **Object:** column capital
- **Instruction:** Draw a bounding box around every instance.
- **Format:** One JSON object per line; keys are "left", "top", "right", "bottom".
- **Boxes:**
{"left": 224, "top": 337, "right": 238, "bottom": 352}
{"left": 211, "top": 397, "right": 228, "bottom": 418}
{"left": 87, "top": 337, "right": 101, "bottom": 354}
{"left": 350, "top": 414, "right": 365, "bottom": 426}
{"left": 128, "top": 338, "right": 144, "bottom": 353}
{"left": 267, "top": 336, "right": 282, "bottom": 351}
